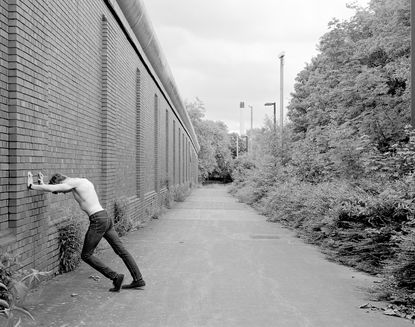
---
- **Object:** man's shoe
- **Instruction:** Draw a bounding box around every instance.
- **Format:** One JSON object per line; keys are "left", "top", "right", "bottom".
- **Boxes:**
{"left": 109, "top": 274, "right": 124, "bottom": 292}
{"left": 121, "top": 279, "right": 146, "bottom": 289}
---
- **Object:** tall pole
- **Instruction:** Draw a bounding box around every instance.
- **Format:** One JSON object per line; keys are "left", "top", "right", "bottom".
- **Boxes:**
{"left": 239, "top": 101, "right": 245, "bottom": 136}
{"left": 278, "top": 52, "right": 285, "bottom": 148}
{"left": 249, "top": 105, "right": 253, "bottom": 131}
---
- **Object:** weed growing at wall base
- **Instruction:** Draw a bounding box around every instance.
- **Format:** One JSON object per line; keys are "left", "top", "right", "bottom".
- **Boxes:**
{"left": 58, "top": 217, "right": 85, "bottom": 273}
{"left": 171, "top": 185, "right": 191, "bottom": 202}
{"left": 0, "top": 253, "right": 51, "bottom": 326}
{"left": 114, "top": 198, "right": 133, "bottom": 237}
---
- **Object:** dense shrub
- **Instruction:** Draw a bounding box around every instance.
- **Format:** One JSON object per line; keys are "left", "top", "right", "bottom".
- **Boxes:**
{"left": 171, "top": 184, "right": 191, "bottom": 202}
{"left": 0, "top": 253, "right": 50, "bottom": 326}
{"left": 327, "top": 183, "right": 411, "bottom": 273}
{"left": 230, "top": 155, "right": 256, "bottom": 185}
{"left": 58, "top": 217, "right": 85, "bottom": 273}
{"left": 233, "top": 158, "right": 415, "bottom": 276}
{"left": 260, "top": 179, "right": 364, "bottom": 241}
{"left": 256, "top": 177, "right": 415, "bottom": 274}
{"left": 289, "top": 125, "right": 369, "bottom": 183}
{"left": 361, "top": 126, "right": 415, "bottom": 179}
{"left": 230, "top": 154, "right": 291, "bottom": 205}
{"left": 387, "top": 234, "right": 415, "bottom": 291}
{"left": 113, "top": 198, "right": 132, "bottom": 237}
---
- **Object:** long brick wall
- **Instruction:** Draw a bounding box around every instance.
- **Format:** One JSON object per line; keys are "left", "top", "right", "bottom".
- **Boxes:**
{"left": 1, "top": 0, "right": 199, "bottom": 272}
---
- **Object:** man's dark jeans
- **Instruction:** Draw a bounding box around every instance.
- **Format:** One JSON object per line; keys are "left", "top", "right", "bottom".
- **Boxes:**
{"left": 81, "top": 210, "right": 143, "bottom": 281}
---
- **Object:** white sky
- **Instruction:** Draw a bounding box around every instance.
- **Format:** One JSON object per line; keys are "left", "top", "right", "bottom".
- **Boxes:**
{"left": 144, "top": 0, "right": 370, "bottom": 133}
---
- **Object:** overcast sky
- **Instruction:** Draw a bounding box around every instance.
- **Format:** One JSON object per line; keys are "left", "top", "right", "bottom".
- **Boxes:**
{"left": 144, "top": 0, "right": 370, "bottom": 133}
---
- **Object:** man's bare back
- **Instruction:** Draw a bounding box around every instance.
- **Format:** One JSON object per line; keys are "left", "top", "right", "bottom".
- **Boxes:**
{"left": 64, "top": 178, "right": 104, "bottom": 216}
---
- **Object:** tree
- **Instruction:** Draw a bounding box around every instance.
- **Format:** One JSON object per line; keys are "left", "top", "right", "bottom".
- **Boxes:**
{"left": 229, "top": 132, "right": 247, "bottom": 159}
{"left": 287, "top": 0, "right": 410, "bottom": 151}
{"left": 186, "top": 99, "right": 233, "bottom": 181}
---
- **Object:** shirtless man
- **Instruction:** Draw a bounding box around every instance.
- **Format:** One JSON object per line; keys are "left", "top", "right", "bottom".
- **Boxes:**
{"left": 28, "top": 172, "right": 145, "bottom": 292}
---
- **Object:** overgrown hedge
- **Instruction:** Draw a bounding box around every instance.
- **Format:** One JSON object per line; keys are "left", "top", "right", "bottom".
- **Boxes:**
{"left": 230, "top": 142, "right": 415, "bottom": 305}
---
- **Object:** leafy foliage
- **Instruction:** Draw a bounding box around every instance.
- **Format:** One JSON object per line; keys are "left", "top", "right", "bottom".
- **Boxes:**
{"left": 228, "top": 132, "right": 248, "bottom": 158}
{"left": 58, "top": 217, "right": 84, "bottom": 273}
{"left": 287, "top": 0, "right": 410, "bottom": 150}
{"left": 186, "top": 98, "right": 233, "bottom": 181}
{"left": 113, "top": 198, "right": 132, "bottom": 237}
{"left": 0, "top": 253, "right": 51, "bottom": 326}
{"left": 170, "top": 184, "right": 191, "bottom": 202}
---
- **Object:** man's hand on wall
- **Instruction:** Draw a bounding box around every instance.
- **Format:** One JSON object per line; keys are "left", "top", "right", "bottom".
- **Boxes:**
{"left": 38, "top": 172, "right": 45, "bottom": 185}
{"left": 27, "top": 172, "right": 33, "bottom": 189}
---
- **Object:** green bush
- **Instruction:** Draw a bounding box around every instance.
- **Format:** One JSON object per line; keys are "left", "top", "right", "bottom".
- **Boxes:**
{"left": 360, "top": 126, "right": 415, "bottom": 180}
{"left": 381, "top": 177, "right": 415, "bottom": 292}
{"left": 260, "top": 179, "right": 361, "bottom": 238}
{"left": 245, "top": 176, "right": 415, "bottom": 274}
{"left": 289, "top": 125, "right": 367, "bottom": 183}
{"left": 113, "top": 198, "right": 132, "bottom": 237}
{"left": 230, "top": 155, "right": 287, "bottom": 205}
{"left": 230, "top": 155, "right": 256, "bottom": 185}
{"left": 0, "top": 253, "right": 51, "bottom": 326}
{"left": 58, "top": 217, "right": 84, "bottom": 273}
{"left": 171, "top": 185, "right": 191, "bottom": 202}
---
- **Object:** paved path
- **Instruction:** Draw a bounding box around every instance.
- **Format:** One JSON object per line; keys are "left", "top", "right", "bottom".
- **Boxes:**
{"left": 25, "top": 185, "right": 409, "bottom": 326}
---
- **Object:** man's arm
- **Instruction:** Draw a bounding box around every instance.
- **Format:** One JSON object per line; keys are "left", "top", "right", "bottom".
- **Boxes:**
{"left": 27, "top": 172, "right": 74, "bottom": 193}
{"left": 31, "top": 183, "right": 74, "bottom": 193}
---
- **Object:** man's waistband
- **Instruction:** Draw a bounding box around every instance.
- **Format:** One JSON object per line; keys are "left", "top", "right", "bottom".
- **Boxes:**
{"left": 89, "top": 210, "right": 107, "bottom": 219}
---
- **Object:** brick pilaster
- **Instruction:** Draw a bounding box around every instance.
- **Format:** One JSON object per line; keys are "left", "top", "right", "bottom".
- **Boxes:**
{"left": 101, "top": 15, "right": 118, "bottom": 209}
{"left": 7, "top": 0, "right": 49, "bottom": 269}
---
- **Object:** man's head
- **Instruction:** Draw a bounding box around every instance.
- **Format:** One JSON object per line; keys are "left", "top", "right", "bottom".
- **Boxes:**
{"left": 49, "top": 173, "right": 68, "bottom": 194}
{"left": 49, "top": 173, "right": 67, "bottom": 185}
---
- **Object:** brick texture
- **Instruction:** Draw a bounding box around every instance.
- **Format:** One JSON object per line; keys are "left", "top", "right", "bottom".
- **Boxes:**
{"left": 0, "top": 0, "right": 9, "bottom": 232}
{"left": 1, "top": 0, "right": 199, "bottom": 273}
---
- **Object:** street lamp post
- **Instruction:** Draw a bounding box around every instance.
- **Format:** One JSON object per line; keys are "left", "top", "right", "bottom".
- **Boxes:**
{"left": 264, "top": 102, "right": 276, "bottom": 132}
{"left": 278, "top": 52, "right": 285, "bottom": 148}
{"left": 249, "top": 105, "right": 253, "bottom": 131}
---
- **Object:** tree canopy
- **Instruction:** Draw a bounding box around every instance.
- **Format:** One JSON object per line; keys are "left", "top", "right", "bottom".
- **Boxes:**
{"left": 287, "top": 0, "right": 410, "bottom": 151}
{"left": 186, "top": 98, "right": 233, "bottom": 181}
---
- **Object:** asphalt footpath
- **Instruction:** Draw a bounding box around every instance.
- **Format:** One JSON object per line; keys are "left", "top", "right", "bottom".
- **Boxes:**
{"left": 24, "top": 184, "right": 410, "bottom": 327}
